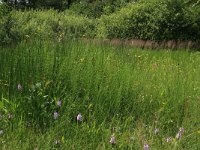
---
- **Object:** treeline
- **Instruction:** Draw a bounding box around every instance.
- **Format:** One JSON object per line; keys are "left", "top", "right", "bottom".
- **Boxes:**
{"left": 2, "top": 0, "right": 74, "bottom": 10}
{"left": 97, "top": 0, "right": 200, "bottom": 41}
{"left": 0, "top": 0, "right": 200, "bottom": 46}
{"left": 1, "top": 0, "right": 135, "bottom": 11}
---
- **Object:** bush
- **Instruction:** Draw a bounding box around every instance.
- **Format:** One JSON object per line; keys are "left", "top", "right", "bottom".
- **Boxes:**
{"left": 158, "top": 0, "right": 196, "bottom": 40}
{"left": 69, "top": 0, "right": 135, "bottom": 18}
{"left": 186, "top": 4, "right": 200, "bottom": 41}
{"left": 0, "top": 4, "right": 18, "bottom": 45}
{"left": 97, "top": 0, "right": 200, "bottom": 41}
{"left": 69, "top": 1, "right": 105, "bottom": 18}
{"left": 3, "top": 9, "right": 95, "bottom": 45}
{"left": 97, "top": 1, "right": 164, "bottom": 40}
{"left": 1, "top": 0, "right": 199, "bottom": 46}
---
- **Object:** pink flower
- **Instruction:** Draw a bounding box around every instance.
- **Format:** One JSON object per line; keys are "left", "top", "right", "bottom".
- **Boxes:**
{"left": 17, "top": 83, "right": 22, "bottom": 91}
{"left": 54, "top": 111, "right": 58, "bottom": 119}
{"left": 0, "top": 130, "right": 3, "bottom": 135}
{"left": 144, "top": 144, "right": 149, "bottom": 150}
{"left": 179, "top": 127, "right": 184, "bottom": 133}
{"left": 77, "top": 113, "right": 82, "bottom": 122}
{"left": 109, "top": 134, "right": 116, "bottom": 145}
{"left": 8, "top": 113, "right": 13, "bottom": 119}
{"left": 0, "top": 112, "right": 3, "bottom": 120}
{"left": 34, "top": 147, "right": 38, "bottom": 150}
{"left": 57, "top": 100, "right": 61, "bottom": 107}
{"left": 154, "top": 128, "right": 159, "bottom": 134}
{"left": 55, "top": 140, "right": 61, "bottom": 145}
{"left": 176, "top": 127, "right": 184, "bottom": 140}
{"left": 166, "top": 137, "right": 172, "bottom": 143}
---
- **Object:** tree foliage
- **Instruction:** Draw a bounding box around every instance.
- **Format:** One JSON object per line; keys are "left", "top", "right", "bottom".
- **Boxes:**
{"left": 1, "top": 0, "right": 137, "bottom": 11}
{"left": 2, "top": 0, "right": 76, "bottom": 10}
{"left": 0, "top": 0, "right": 199, "bottom": 45}
{"left": 97, "top": 0, "right": 200, "bottom": 41}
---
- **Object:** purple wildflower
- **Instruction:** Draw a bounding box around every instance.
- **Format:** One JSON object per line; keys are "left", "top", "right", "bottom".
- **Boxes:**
{"left": 179, "top": 127, "right": 184, "bottom": 133}
{"left": 154, "top": 128, "right": 159, "bottom": 134}
{"left": 31, "top": 85, "right": 36, "bottom": 91}
{"left": 0, "top": 130, "right": 3, "bottom": 135}
{"left": 55, "top": 140, "right": 61, "bottom": 145}
{"left": 57, "top": 100, "right": 62, "bottom": 107}
{"left": 77, "top": 113, "right": 82, "bottom": 122}
{"left": 54, "top": 111, "right": 58, "bottom": 119}
{"left": 176, "top": 132, "right": 181, "bottom": 139}
{"left": 8, "top": 113, "right": 13, "bottom": 119}
{"left": 166, "top": 137, "right": 172, "bottom": 143}
{"left": 144, "top": 144, "right": 149, "bottom": 150}
{"left": 35, "top": 82, "right": 41, "bottom": 88}
{"left": 176, "top": 127, "right": 184, "bottom": 140}
{"left": 34, "top": 147, "right": 38, "bottom": 150}
{"left": 109, "top": 134, "right": 116, "bottom": 145}
{"left": 17, "top": 83, "right": 22, "bottom": 91}
{"left": 0, "top": 112, "right": 3, "bottom": 120}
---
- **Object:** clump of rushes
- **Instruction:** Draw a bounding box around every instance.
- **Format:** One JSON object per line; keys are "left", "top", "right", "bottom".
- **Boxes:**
{"left": 0, "top": 33, "right": 199, "bottom": 149}
{"left": 76, "top": 113, "right": 82, "bottom": 122}
{"left": 54, "top": 111, "right": 58, "bottom": 119}
{"left": 176, "top": 127, "right": 184, "bottom": 140}
{"left": 144, "top": 144, "right": 149, "bottom": 150}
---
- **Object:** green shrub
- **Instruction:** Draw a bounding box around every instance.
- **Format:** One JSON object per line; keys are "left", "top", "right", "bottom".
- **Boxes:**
{"left": 158, "top": 0, "right": 195, "bottom": 40}
{"left": 1, "top": 0, "right": 199, "bottom": 46}
{"left": 69, "top": 0, "right": 135, "bottom": 18}
{"left": 7, "top": 9, "right": 95, "bottom": 44}
{"left": 0, "top": 4, "right": 18, "bottom": 45}
{"left": 97, "top": 1, "right": 168, "bottom": 40}
{"left": 69, "top": 1, "right": 105, "bottom": 18}
{"left": 187, "top": 4, "right": 200, "bottom": 41}
{"left": 61, "top": 10, "right": 96, "bottom": 38}
{"left": 97, "top": 0, "right": 200, "bottom": 41}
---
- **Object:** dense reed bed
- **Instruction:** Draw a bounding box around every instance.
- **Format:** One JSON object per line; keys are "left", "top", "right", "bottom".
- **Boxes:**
{"left": 0, "top": 38, "right": 199, "bottom": 149}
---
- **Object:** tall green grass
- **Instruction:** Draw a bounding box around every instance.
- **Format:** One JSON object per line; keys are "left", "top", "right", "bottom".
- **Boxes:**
{"left": 0, "top": 38, "right": 199, "bottom": 149}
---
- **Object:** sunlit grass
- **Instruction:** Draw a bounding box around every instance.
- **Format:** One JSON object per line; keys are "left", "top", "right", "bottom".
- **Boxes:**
{"left": 0, "top": 38, "right": 200, "bottom": 149}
